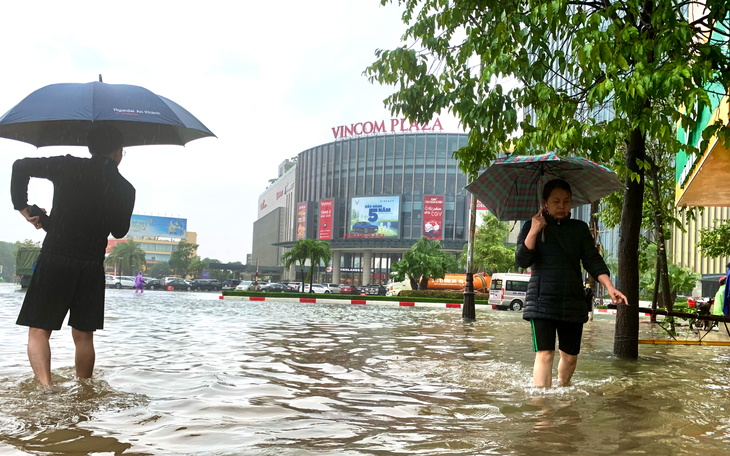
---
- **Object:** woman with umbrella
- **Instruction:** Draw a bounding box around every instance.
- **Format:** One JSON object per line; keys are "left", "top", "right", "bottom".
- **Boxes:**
{"left": 516, "top": 178, "right": 627, "bottom": 388}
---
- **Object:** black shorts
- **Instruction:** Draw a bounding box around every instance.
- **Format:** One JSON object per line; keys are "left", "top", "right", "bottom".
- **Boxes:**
{"left": 16, "top": 252, "right": 106, "bottom": 332}
{"left": 530, "top": 319, "right": 584, "bottom": 356}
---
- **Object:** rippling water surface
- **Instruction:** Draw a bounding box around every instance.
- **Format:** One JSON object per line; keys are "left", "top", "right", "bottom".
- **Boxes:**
{"left": 1, "top": 283, "right": 730, "bottom": 455}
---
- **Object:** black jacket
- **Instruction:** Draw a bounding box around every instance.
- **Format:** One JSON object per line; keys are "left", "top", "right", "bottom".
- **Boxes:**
{"left": 515, "top": 213, "right": 609, "bottom": 323}
{"left": 11, "top": 154, "right": 136, "bottom": 262}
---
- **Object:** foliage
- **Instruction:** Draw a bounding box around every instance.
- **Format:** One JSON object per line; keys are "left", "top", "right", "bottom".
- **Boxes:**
{"left": 188, "top": 257, "right": 207, "bottom": 279}
{"left": 0, "top": 241, "right": 16, "bottom": 282}
{"left": 398, "top": 289, "right": 490, "bottom": 301}
{"left": 639, "top": 243, "right": 700, "bottom": 304}
{"left": 698, "top": 220, "right": 730, "bottom": 259}
{"left": 282, "top": 240, "right": 315, "bottom": 292}
{"left": 367, "top": 0, "right": 730, "bottom": 172}
{"left": 169, "top": 241, "right": 199, "bottom": 278}
{"left": 105, "top": 239, "right": 146, "bottom": 276}
{"left": 461, "top": 212, "right": 517, "bottom": 274}
{"left": 306, "top": 240, "right": 332, "bottom": 289}
{"left": 223, "top": 290, "right": 491, "bottom": 304}
{"left": 13, "top": 239, "right": 41, "bottom": 259}
{"left": 367, "top": 0, "right": 730, "bottom": 356}
{"left": 147, "top": 262, "right": 172, "bottom": 278}
{"left": 390, "top": 237, "right": 455, "bottom": 289}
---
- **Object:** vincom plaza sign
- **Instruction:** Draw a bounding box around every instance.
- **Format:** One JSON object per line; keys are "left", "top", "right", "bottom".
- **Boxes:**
{"left": 331, "top": 118, "right": 443, "bottom": 139}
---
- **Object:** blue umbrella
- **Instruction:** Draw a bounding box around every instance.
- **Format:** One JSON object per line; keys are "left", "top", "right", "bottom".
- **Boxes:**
{"left": 0, "top": 81, "right": 215, "bottom": 147}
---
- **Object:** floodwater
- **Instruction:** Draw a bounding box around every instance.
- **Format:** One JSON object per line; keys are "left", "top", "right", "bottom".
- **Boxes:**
{"left": 1, "top": 283, "right": 729, "bottom": 455}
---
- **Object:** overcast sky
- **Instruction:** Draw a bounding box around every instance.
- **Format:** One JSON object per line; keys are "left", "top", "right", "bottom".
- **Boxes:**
{"left": 0, "top": 0, "right": 463, "bottom": 262}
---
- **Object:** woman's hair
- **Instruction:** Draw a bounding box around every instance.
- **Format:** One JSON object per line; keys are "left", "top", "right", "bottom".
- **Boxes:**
{"left": 542, "top": 179, "right": 572, "bottom": 201}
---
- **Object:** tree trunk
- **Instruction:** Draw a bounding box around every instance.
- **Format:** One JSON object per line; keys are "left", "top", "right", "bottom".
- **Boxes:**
{"left": 648, "top": 164, "right": 672, "bottom": 314}
{"left": 419, "top": 276, "right": 429, "bottom": 290}
{"left": 614, "top": 126, "right": 645, "bottom": 359}
{"left": 409, "top": 276, "right": 418, "bottom": 290}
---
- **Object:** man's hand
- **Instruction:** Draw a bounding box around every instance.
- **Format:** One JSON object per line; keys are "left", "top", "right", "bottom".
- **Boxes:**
{"left": 20, "top": 205, "right": 46, "bottom": 230}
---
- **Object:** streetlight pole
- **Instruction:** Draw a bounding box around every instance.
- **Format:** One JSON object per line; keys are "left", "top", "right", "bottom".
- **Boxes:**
{"left": 462, "top": 190, "right": 477, "bottom": 321}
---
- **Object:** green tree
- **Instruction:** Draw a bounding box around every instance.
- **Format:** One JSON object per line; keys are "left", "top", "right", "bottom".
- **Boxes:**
{"left": 188, "top": 257, "right": 207, "bottom": 279}
{"left": 169, "top": 241, "right": 199, "bottom": 278}
{"left": 147, "top": 262, "right": 172, "bottom": 278}
{"left": 0, "top": 241, "right": 16, "bottom": 282}
{"left": 698, "top": 221, "right": 730, "bottom": 259}
{"left": 366, "top": 0, "right": 730, "bottom": 358}
{"left": 13, "top": 239, "right": 41, "bottom": 259}
{"left": 281, "top": 240, "right": 315, "bottom": 292}
{"left": 391, "top": 237, "right": 454, "bottom": 290}
{"left": 306, "top": 241, "right": 332, "bottom": 291}
{"left": 105, "top": 239, "right": 146, "bottom": 276}
{"left": 462, "top": 212, "right": 517, "bottom": 274}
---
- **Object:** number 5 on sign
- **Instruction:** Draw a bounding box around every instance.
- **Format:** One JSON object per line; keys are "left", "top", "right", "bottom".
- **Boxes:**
{"left": 368, "top": 209, "right": 378, "bottom": 222}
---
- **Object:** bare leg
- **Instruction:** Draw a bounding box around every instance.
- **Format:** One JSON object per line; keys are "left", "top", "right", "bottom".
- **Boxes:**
{"left": 72, "top": 328, "right": 95, "bottom": 379}
{"left": 533, "top": 350, "right": 555, "bottom": 388}
{"left": 557, "top": 350, "right": 578, "bottom": 385}
{"left": 27, "top": 328, "right": 53, "bottom": 386}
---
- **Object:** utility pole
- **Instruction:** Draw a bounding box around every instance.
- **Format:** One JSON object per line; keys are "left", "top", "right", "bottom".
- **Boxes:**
{"left": 463, "top": 191, "right": 478, "bottom": 321}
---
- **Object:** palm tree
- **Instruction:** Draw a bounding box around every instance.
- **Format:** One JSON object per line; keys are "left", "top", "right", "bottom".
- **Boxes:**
{"left": 281, "top": 239, "right": 314, "bottom": 292}
{"left": 307, "top": 240, "right": 332, "bottom": 292}
{"left": 105, "top": 239, "right": 146, "bottom": 276}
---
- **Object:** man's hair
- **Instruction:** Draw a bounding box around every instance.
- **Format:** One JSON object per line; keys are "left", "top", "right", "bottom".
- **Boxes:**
{"left": 542, "top": 178, "right": 572, "bottom": 201}
{"left": 87, "top": 125, "right": 124, "bottom": 156}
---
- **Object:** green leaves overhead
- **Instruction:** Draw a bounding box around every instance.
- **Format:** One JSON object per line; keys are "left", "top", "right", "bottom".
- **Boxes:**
{"left": 367, "top": 0, "right": 730, "bottom": 174}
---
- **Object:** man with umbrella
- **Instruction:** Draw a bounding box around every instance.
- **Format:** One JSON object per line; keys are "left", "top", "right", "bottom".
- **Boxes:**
{"left": 3, "top": 79, "right": 214, "bottom": 386}
{"left": 10, "top": 125, "right": 136, "bottom": 386}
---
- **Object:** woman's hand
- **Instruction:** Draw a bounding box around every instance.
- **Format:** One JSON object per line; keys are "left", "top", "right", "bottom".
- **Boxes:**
{"left": 529, "top": 210, "right": 547, "bottom": 235}
{"left": 607, "top": 286, "right": 628, "bottom": 305}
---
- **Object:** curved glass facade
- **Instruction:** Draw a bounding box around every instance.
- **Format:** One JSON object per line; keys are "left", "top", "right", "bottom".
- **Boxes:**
{"left": 296, "top": 132, "right": 470, "bottom": 241}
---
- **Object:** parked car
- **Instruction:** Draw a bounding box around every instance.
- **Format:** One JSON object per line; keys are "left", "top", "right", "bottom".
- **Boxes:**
{"left": 191, "top": 279, "right": 221, "bottom": 291}
{"left": 261, "top": 283, "right": 292, "bottom": 293}
{"left": 106, "top": 274, "right": 121, "bottom": 288}
{"left": 235, "top": 280, "right": 253, "bottom": 291}
{"left": 144, "top": 278, "right": 162, "bottom": 290}
{"left": 303, "top": 283, "right": 332, "bottom": 294}
{"left": 351, "top": 221, "right": 379, "bottom": 234}
{"left": 338, "top": 284, "right": 357, "bottom": 294}
{"left": 367, "top": 284, "right": 387, "bottom": 296}
{"left": 114, "top": 276, "right": 136, "bottom": 289}
{"left": 164, "top": 277, "right": 192, "bottom": 291}
{"left": 286, "top": 282, "right": 303, "bottom": 292}
{"left": 221, "top": 279, "right": 242, "bottom": 290}
{"left": 327, "top": 283, "right": 341, "bottom": 294}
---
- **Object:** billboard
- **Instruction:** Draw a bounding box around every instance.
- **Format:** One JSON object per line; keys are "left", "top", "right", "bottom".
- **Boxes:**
{"left": 319, "top": 199, "right": 335, "bottom": 240}
{"left": 129, "top": 215, "right": 187, "bottom": 240}
{"left": 347, "top": 196, "right": 400, "bottom": 239}
{"left": 423, "top": 196, "right": 444, "bottom": 241}
{"left": 296, "top": 202, "right": 308, "bottom": 240}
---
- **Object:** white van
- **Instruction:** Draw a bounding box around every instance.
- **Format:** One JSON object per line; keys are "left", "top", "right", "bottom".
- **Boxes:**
{"left": 488, "top": 273, "right": 530, "bottom": 311}
{"left": 386, "top": 279, "right": 411, "bottom": 296}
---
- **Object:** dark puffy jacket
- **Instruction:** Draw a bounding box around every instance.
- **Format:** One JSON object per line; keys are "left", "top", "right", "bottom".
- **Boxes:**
{"left": 515, "top": 214, "right": 609, "bottom": 323}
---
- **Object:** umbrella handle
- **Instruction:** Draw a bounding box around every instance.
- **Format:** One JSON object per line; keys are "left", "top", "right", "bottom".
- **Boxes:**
{"left": 541, "top": 228, "right": 545, "bottom": 242}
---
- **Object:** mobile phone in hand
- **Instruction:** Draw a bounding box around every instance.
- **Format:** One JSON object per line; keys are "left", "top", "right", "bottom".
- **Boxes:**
{"left": 29, "top": 205, "right": 45, "bottom": 218}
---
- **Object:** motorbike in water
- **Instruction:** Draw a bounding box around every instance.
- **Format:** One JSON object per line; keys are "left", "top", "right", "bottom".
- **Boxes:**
{"left": 688, "top": 296, "right": 715, "bottom": 331}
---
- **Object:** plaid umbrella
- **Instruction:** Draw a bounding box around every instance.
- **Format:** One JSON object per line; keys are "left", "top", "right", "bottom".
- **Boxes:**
{"left": 465, "top": 152, "right": 623, "bottom": 221}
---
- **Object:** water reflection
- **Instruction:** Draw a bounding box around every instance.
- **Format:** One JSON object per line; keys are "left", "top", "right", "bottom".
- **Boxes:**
{"left": 1, "top": 283, "right": 729, "bottom": 455}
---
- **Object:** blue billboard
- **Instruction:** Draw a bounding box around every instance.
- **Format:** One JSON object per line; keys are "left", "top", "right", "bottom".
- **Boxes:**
{"left": 347, "top": 196, "right": 400, "bottom": 239}
{"left": 129, "top": 215, "right": 188, "bottom": 240}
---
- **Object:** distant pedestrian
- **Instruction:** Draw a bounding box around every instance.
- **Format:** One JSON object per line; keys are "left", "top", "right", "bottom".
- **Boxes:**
{"left": 723, "top": 262, "right": 730, "bottom": 317}
{"left": 135, "top": 271, "right": 145, "bottom": 294}
{"left": 712, "top": 276, "right": 725, "bottom": 317}
{"left": 11, "top": 124, "right": 136, "bottom": 386}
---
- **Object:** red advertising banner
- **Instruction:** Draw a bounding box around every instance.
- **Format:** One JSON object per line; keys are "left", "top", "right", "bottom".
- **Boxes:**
{"left": 319, "top": 199, "right": 334, "bottom": 240}
{"left": 296, "top": 202, "right": 308, "bottom": 240}
{"left": 423, "top": 196, "right": 444, "bottom": 241}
